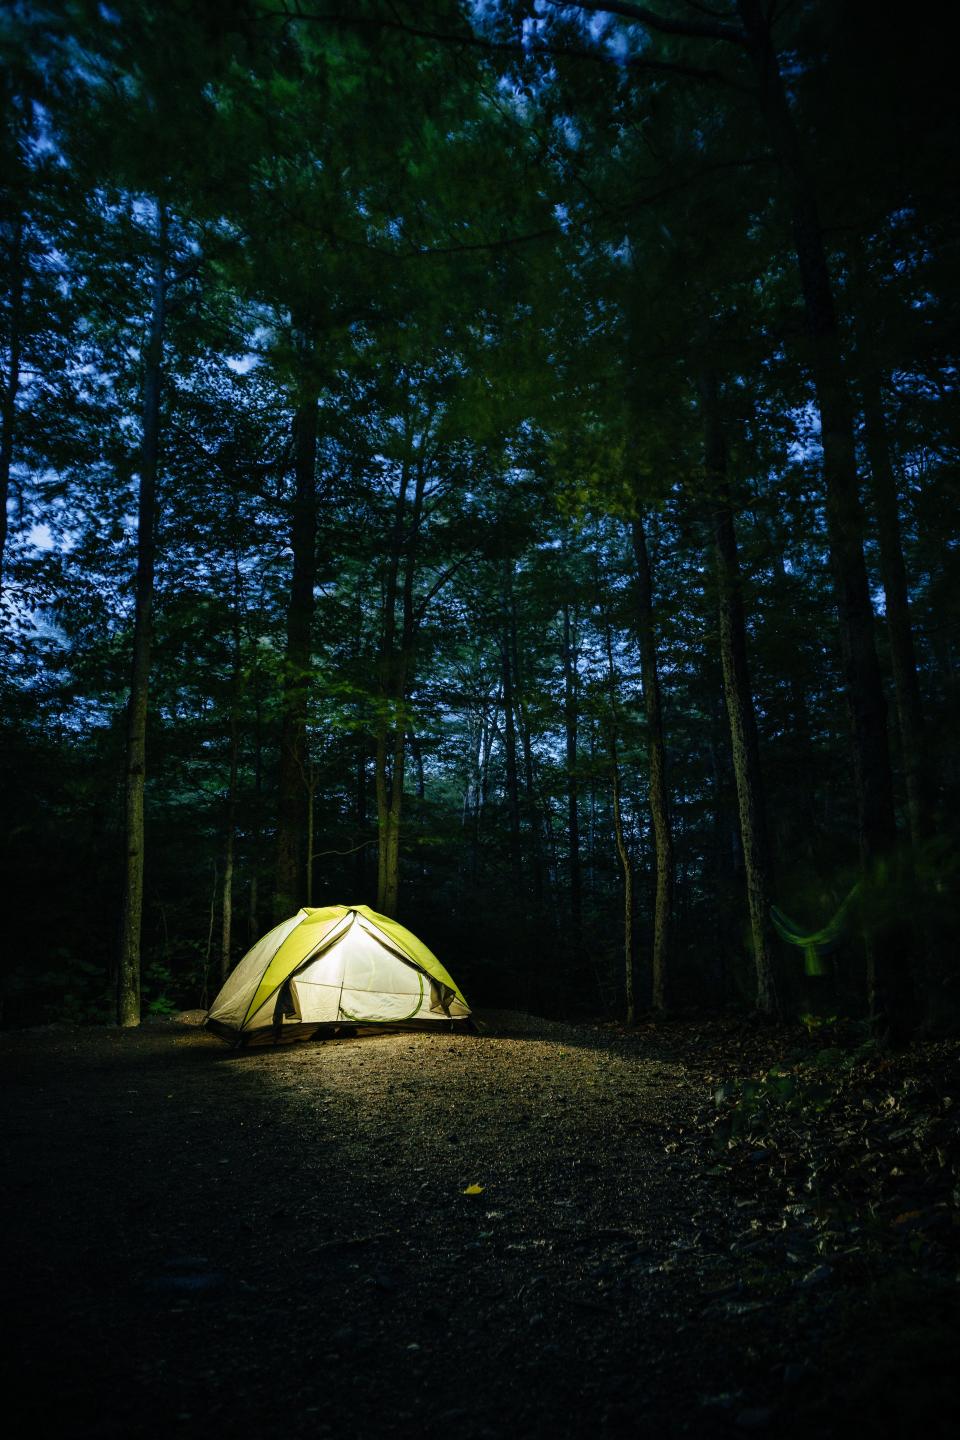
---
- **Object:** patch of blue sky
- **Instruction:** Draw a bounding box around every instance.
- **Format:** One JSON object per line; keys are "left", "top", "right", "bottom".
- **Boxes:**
{"left": 226, "top": 353, "right": 259, "bottom": 375}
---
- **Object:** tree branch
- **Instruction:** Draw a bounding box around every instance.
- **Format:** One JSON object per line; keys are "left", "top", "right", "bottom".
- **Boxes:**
{"left": 414, "top": 555, "right": 471, "bottom": 627}
{"left": 255, "top": 5, "right": 740, "bottom": 80}
{"left": 545, "top": 0, "right": 746, "bottom": 44}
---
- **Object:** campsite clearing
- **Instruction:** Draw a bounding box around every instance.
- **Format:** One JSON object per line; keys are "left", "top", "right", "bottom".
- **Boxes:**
{"left": 1, "top": 1014, "right": 955, "bottom": 1438}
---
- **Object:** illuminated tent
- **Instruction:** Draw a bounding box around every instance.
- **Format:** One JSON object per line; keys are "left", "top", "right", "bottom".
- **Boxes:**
{"left": 205, "top": 904, "right": 471, "bottom": 1046}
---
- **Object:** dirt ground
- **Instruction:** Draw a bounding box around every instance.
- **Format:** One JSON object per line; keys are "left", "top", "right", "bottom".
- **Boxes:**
{"left": 0, "top": 1013, "right": 951, "bottom": 1438}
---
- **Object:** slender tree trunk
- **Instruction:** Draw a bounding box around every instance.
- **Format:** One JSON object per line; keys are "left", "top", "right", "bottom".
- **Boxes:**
{"left": 220, "top": 550, "right": 242, "bottom": 982}
{"left": 221, "top": 819, "right": 235, "bottom": 983}
{"left": 512, "top": 605, "right": 546, "bottom": 908}
{"left": 376, "top": 450, "right": 407, "bottom": 917}
{"left": 305, "top": 761, "right": 316, "bottom": 906}
{"left": 201, "top": 861, "right": 217, "bottom": 1010}
{"left": 701, "top": 370, "right": 778, "bottom": 1016}
{"left": 602, "top": 623, "right": 634, "bottom": 1024}
{"left": 410, "top": 733, "right": 426, "bottom": 800}
{"left": 382, "top": 727, "right": 406, "bottom": 916}
{"left": 587, "top": 718, "right": 597, "bottom": 898}
{"left": 500, "top": 622, "right": 523, "bottom": 900}
{"left": 463, "top": 711, "right": 483, "bottom": 867}
{"left": 248, "top": 671, "right": 263, "bottom": 945}
{"left": 472, "top": 690, "right": 498, "bottom": 883}
{"left": 611, "top": 742, "right": 634, "bottom": 1025}
{"left": 375, "top": 724, "right": 390, "bottom": 912}
{"left": 116, "top": 215, "right": 166, "bottom": 1027}
{"left": 375, "top": 439, "right": 423, "bottom": 917}
{"left": 355, "top": 735, "right": 368, "bottom": 899}
{"left": 248, "top": 875, "right": 259, "bottom": 947}
{"left": 498, "top": 563, "right": 523, "bottom": 900}
{"left": 376, "top": 710, "right": 407, "bottom": 916}
{"left": 858, "top": 364, "right": 930, "bottom": 846}
{"left": 630, "top": 514, "right": 672, "bottom": 1012}
{"left": 0, "top": 214, "right": 24, "bottom": 586}
{"left": 274, "top": 386, "right": 319, "bottom": 919}
{"left": 737, "top": 0, "right": 906, "bottom": 1034}
{"left": 220, "top": 726, "right": 238, "bottom": 982}
{"left": 561, "top": 602, "right": 583, "bottom": 942}
{"left": 767, "top": 532, "right": 819, "bottom": 856}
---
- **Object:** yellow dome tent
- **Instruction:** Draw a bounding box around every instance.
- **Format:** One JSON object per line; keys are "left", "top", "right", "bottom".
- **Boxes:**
{"left": 205, "top": 904, "right": 471, "bottom": 1046}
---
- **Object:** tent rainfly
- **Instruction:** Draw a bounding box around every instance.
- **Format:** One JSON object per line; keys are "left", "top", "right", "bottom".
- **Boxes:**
{"left": 206, "top": 904, "right": 471, "bottom": 1046}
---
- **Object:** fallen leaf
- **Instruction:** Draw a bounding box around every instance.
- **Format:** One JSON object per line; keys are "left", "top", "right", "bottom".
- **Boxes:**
{"left": 462, "top": 1183, "right": 484, "bottom": 1195}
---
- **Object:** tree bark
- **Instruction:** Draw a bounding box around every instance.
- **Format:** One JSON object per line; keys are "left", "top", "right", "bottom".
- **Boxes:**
{"left": 602, "top": 621, "right": 634, "bottom": 1024}
{"left": 736, "top": 0, "right": 907, "bottom": 1034}
{"left": 274, "top": 386, "right": 319, "bottom": 919}
{"left": 375, "top": 436, "right": 423, "bottom": 917}
{"left": 355, "top": 735, "right": 369, "bottom": 899}
{"left": 511, "top": 590, "right": 547, "bottom": 908}
{"left": 700, "top": 370, "right": 778, "bottom": 1016}
{"left": 630, "top": 513, "right": 672, "bottom": 1012}
{"left": 500, "top": 620, "right": 523, "bottom": 901}
{"left": 220, "top": 722, "right": 238, "bottom": 982}
{"left": 0, "top": 213, "right": 24, "bottom": 586}
{"left": 561, "top": 602, "right": 583, "bottom": 943}
{"left": 858, "top": 363, "right": 930, "bottom": 847}
{"left": 220, "top": 550, "right": 242, "bottom": 981}
{"left": 247, "top": 638, "right": 264, "bottom": 946}
{"left": 116, "top": 215, "right": 166, "bottom": 1028}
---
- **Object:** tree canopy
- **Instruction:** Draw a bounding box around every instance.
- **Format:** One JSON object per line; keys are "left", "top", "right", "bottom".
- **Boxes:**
{"left": 2, "top": 0, "right": 958, "bottom": 1038}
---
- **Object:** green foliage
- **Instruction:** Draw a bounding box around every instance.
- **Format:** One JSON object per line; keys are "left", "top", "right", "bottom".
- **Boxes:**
{"left": 0, "top": 0, "right": 957, "bottom": 1032}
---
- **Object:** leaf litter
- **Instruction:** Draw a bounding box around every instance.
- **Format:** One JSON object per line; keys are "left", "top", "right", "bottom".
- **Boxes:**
{"left": 1, "top": 1010, "right": 957, "bottom": 1437}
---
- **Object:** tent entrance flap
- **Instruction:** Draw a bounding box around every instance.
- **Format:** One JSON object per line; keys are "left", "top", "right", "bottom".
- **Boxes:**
{"left": 241, "top": 908, "right": 354, "bottom": 1030}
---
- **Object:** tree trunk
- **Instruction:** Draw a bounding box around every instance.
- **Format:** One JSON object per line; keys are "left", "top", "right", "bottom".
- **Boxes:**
{"left": 355, "top": 735, "right": 369, "bottom": 899}
{"left": 0, "top": 214, "right": 24, "bottom": 586}
{"left": 376, "top": 715, "right": 407, "bottom": 916}
{"left": 248, "top": 664, "right": 263, "bottom": 945}
{"left": 700, "top": 369, "right": 778, "bottom": 1016}
{"left": 472, "top": 689, "right": 499, "bottom": 884}
{"left": 247, "top": 874, "right": 258, "bottom": 947}
{"left": 611, "top": 744, "right": 634, "bottom": 1026}
{"left": 498, "top": 563, "right": 523, "bottom": 902}
{"left": 511, "top": 596, "right": 546, "bottom": 908}
{"left": 500, "top": 621, "right": 523, "bottom": 901}
{"left": 382, "top": 728, "right": 406, "bottom": 916}
{"left": 274, "top": 387, "right": 319, "bottom": 919}
{"left": 220, "top": 730, "right": 238, "bottom": 983}
{"left": 221, "top": 819, "right": 235, "bottom": 983}
{"left": 375, "top": 438, "right": 423, "bottom": 917}
{"left": 221, "top": 551, "right": 242, "bottom": 982}
{"left": 858, "top": 364, "right": 930, "bottom": 847}
{"left": 561, "top": 602, "right": 583, "bottom": 942}
{"left": 305, "top": 761, "right": 316, "bottom": 906}
{"left": 630, "top": 513, "right": 672, "bottom": 1012}
{"left": 737, "top": 0, "right": 907, "bottom": 1035}
{"left": 116, "top": 215, "right": 166, "bottom": 1028}
{"left": 201, "top": 861, "right": 217, "bottom": 1010}
{"left": 602, "top": 622, "right": 634, "bottom": 1024}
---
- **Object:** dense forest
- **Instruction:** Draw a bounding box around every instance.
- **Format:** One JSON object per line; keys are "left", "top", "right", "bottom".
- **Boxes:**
{"left": 2, "top": 0, "right": 958, "bottom": 1039}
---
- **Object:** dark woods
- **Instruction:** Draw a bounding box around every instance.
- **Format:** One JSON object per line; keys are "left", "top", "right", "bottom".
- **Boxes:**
{"left": 1, "top": 2, "right": 957, "bottom": 1038}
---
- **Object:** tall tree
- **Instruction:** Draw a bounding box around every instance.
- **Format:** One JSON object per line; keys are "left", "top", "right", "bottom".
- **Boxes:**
{"left": 274, "top": 380, "right": 320, "bottom": 918}
{"left": 700, "top": 369, "right": 777, "bottom": 1016}
{"left": 564, "top": 0, "right": 909, "bottom": 1034}
{"left": 116, "top": 209, "right": 167, "bottom": 1027}
{"left": 630, "top": 513, "right": 672, "bottom": 1012}
{"left": 561, "top": 598, "right": 583, "bottom": 942}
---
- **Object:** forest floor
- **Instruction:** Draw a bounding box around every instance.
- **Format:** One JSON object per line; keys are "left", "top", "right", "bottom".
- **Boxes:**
{"left": 2, "top": 1011, "right": 958, "bottom": 1439}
